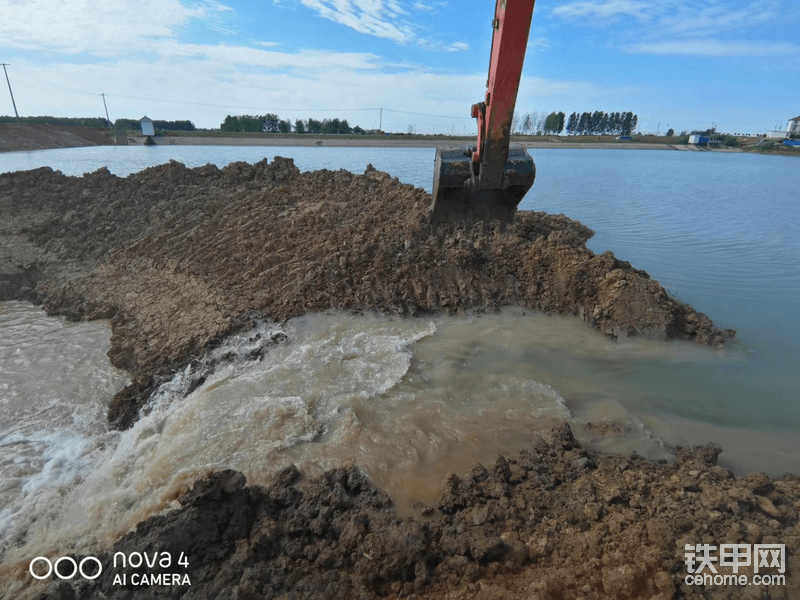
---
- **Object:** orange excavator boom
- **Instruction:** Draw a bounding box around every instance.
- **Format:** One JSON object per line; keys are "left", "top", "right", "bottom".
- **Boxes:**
{"left": 430, "top": 0, "right": 536, "bottom": 226}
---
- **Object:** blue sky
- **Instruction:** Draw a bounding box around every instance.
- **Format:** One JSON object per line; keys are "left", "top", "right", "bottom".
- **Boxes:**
{"left": 1, "top": 0, "right": 798, "bottom": 134}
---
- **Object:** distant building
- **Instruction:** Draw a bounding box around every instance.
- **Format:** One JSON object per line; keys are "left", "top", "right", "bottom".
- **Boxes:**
{"left": 766, "top": 130, "right": 787, "bottom": 139}
{"left": 788, "top": 116, "right": 800, "bottom": 135}
{"left": 688, "top": 134, "right": 709, "bottom": 145}
{"left": 139, "top": 116, "right": 155, "bottom": 137}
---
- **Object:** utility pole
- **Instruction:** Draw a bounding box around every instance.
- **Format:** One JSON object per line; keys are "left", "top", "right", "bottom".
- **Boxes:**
{"left": 379, "top": 108, "right": 382, "bottom": 133}
{"left": 1, "top": 64, "right": 20, "bottom": 122}
{"left": 100, "top": 93, "right": 117, "bottom": 143}
{"left": 100, "top": 93, "right": 111, "bottom": 124}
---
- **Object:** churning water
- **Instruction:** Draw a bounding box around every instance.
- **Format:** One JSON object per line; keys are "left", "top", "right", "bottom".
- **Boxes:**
{"left": 0, "top": 146, "right": 798, "bottom": 594}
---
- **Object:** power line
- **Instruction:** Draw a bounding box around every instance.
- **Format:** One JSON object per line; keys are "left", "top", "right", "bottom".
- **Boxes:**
{"left": 8, "top": 78, "right": 476, "bottom": 130}
{"left": 102, "top": 92, "right": 473, "bottom": 122}
{"left": 105, "top": 92, "right": 382, "bottom": 113}
{"left": 383, "top": 107, "right": 473, "bottom": 120}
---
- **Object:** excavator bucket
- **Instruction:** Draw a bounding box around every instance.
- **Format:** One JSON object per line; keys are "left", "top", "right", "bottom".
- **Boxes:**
{"left": 429, "top": 147, "right": 535, "bottom": 226}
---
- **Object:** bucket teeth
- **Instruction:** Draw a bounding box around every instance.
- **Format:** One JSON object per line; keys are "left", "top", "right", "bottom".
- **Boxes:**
{"left": 429, "top": 148, "right": 535, "bottom": 226}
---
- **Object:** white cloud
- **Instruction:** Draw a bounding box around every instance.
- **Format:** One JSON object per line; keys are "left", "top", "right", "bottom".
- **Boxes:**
{"left": 446, "top": 42, "right": 470, "bottom": 53}
{"left": 551, "top": 0, "right": 785, "bottom": 35}
{"left": 299, "top": 0, "right": 416, "bottom": 44}
{"left": 202, "top": 0, "right": 235, "bottom": 12}
{"left": 0, "top": 0, "right": 235, "bottom": 55}
{"left": 152, "top": 41, "right": 380, "bottom": 72}
{"left": 630, "top": 40, "right": 800, "bottom": 57}
{"left": 0, "top": 1, "right": 234, "bottom": 55}
{"left": 295, "top": 0, "right": 464, "bottom": 51}
{"left": 550, "top": 0, "right": 793, "bottom": 59}
{"left": 656, "top": 1, "right": 778, "bottom": 36}
{"left": 553, "top": 0, "right": 653, "bottom": 21}
{"left": 527, "top": 37, "right": 553, "bottom": 51}
{"left": 209, "top": 25, "right": 238, "bottom": 36}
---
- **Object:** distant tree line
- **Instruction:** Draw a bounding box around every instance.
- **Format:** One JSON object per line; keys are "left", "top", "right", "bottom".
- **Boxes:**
{"left": 220, "top": 114, "right": 366, "bottom": 135}
{"left": 512, "top": 111, "right": 565, "bottom": 135}
{"left": 221, "top": 114, "right": 281, "bottom": 133}
{"left": 566, "top": 111, "right": 638, "bottom": 136}
{"left": 114, "top": 118, "right": 196, "bottom": 131}
{"left": 0, "top": 116, "right": 110, "bottom": 127}
{"left": 511, "top": 111, "right": 638, "bottom": 136}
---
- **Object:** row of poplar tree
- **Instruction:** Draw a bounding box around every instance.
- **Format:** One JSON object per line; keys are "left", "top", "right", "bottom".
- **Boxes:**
{"left": 566, "top": 111, "right": 638, "bottom": 136}
{"left": 220, "top": 114, "right": 366, "bottom": 135}
{"left": 515, "top": 111, "right": 639, "bottom": 136}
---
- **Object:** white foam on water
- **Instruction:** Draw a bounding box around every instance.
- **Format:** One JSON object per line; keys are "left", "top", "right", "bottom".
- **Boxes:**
{"left": 0, "top": 309, "right": 441, "bottom": 583}
{"left": 0, "top": 302, "right": 128, "bottom": 567}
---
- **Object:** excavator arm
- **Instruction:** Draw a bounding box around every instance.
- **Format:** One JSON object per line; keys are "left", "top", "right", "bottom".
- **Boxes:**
{"left": 430, "top": 0, "right": 536, "bottom": 226}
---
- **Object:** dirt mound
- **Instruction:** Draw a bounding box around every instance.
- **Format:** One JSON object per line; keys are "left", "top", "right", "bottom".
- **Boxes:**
{"left": 0, "top": 158, "right": 732, "bottom": 429}
{"left": 0, "top": 124, "right": 112, "bottom": 153}
{"left": 33, "top": 425, "right": 799, "bottom": 600}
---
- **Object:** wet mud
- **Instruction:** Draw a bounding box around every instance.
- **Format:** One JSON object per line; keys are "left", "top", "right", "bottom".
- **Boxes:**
{"left": 34, "top": 425, "right": 799, "bottom": 600}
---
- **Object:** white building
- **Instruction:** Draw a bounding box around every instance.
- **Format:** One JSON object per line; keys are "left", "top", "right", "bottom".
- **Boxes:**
{"left": 787, "top": 116, "right": 800, "bottom": 136}
{"left": 139, "top": 116, "right": 155, "bottom": 137}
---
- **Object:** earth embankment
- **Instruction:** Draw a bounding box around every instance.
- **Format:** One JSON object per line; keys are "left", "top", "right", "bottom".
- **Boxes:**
{"left": 0, "top": 157, "right": 732, "bottom": 429}
{"left": 0, "top": 123, "right": 113, "bottom": 152}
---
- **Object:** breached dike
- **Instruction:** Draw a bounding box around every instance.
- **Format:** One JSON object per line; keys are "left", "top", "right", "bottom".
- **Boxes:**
{"left": 0, "top": 157, "right": 732, "bottom": 430}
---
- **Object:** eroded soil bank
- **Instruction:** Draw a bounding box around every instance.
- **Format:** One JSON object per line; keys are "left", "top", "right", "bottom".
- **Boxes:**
{"left": 32, "top": 425, "right": 799, "bottom": 600}
{"left": 0, "top": 158, "right": 731, "bottom": 429}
